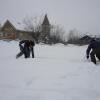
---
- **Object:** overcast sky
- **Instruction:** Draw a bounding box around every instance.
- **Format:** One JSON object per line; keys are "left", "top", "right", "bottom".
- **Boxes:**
{"left": 0, "top": 0, "right": 100, "bottom": 35}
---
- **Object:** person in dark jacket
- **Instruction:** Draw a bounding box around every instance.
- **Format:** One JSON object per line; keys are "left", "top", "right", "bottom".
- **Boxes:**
{"left": 86, "top": 39, "right": 100, "bottom": 64}
{"left": 16, "top": 40, "right": 35, "bottom": 58}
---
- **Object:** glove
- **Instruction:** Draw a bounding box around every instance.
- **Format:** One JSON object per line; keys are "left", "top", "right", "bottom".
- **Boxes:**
{"left": 87, "top": 55, "right": 89, "bottom": 59}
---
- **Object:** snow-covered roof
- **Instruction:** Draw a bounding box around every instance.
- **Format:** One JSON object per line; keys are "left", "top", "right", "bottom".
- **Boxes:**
{"left": 1, "top": 19, "right": 25, "bottom": 31}
{"left": 11, "top": 21, "right": 25, "bottom": 30}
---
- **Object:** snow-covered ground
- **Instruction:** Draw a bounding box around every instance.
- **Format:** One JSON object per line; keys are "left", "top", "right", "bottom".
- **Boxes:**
{"left": 0, "top": 41, "right": 100, "bottom": 100}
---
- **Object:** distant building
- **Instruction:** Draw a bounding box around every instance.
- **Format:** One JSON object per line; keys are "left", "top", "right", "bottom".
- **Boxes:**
{"left": 0, "top": 14, "right": 51, "bottom": 41}
{"left": 0, "top": 20, "right": 33, "bottom": 40}
{"left": 0, "top": 20, "right": 17, "bottom": 40}
{"left": 41, "top": 14, "right": 50, "bottom": 36}
{"left": 40, "top": 14, "right": 51, "bottom": 42}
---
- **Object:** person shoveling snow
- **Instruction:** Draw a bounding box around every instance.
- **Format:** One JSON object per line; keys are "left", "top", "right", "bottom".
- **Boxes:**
{"left": 16, "top": 40, "right": 35, "bottom": 59}
{"left": 86, "top": 39, "right": 100, "bottom": 64}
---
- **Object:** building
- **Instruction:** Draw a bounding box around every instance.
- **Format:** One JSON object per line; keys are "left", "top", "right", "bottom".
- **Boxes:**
{"left": 0, "top": 20, "right": 34, "bottom": 40}
{"left": 41, "top": 14, "right": 50, "bottom": 36}
{"left": 0, "top": 20, "right": 17, "bottom": 40}
{"left": 0, "top": 14, "right": 51, "bottom": 41}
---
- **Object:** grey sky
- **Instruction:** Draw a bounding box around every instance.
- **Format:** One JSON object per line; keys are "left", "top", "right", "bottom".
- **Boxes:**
{"left": 0, "top": 0, "right": 100, "bottom": 35}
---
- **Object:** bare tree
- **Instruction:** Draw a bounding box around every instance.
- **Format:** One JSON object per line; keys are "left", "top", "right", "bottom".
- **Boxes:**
{"left": 67, "top": 28, "right": 81, "bottom": 43}
{"left": 49, "top": 24, "right": 66, "bottom": 43}
{"left": 22, "top": 16, "right": 43, "bottom": 32}
{"left": 22, "top": 16, "right": 66, "bottom": 44}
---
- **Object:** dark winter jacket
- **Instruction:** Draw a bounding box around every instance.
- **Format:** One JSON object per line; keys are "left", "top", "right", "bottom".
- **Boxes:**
{"left": 19, "top": 40, "right": 35, "bottom": 53}
{"left": 19, "top": 40, "right": 35, "bottom": 48}
{"left": 86, "top": 40, "right": 100, "bottom": 56}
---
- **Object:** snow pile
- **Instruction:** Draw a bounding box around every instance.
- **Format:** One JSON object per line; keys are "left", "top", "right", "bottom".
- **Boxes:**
{"left": 0, "top": 41, "right": 100, "bottom": 100}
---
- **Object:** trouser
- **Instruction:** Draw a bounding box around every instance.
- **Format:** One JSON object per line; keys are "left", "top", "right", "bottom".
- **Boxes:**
{"left": 16, "top": 52, "right": 24, "bottom": 58}
{"left": 30, "top": 47, "right": 34, "bottom": 58}
{"left": 24, "top": 47, "right": 30, "bottom": 58}
{"left": 16, "top": 45, "right": 24, "bottom": 58}
{"left": 90, "top": 49, "right": 100, "bottom": 64}
{"left": 16, "top": 46, "right": 30, "bottom": 58}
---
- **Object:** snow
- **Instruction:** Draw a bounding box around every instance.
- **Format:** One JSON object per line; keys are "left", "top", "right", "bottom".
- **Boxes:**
{"left": 0, "top": 41, "right": 100, "bottom": 100}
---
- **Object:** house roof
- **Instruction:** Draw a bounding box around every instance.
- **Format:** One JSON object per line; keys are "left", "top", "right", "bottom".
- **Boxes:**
{"left": 11, "top": 21, "right": 25, "bottom": 30}
{"left": 1, "top": 20, "right": 16, "bottom": 30}
{"left": 80, "top": 35, "right": 94, "bottom": 41}
{"left": 1, "top": 20, "right": 29, "bottom": 31}
{"left": 42, "top": 14, "right": 50, "bottom": 25}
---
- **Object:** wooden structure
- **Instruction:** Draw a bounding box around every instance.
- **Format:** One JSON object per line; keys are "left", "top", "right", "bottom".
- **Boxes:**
{"left": 0, "top": 14, "right": 51, "bottom": 41}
